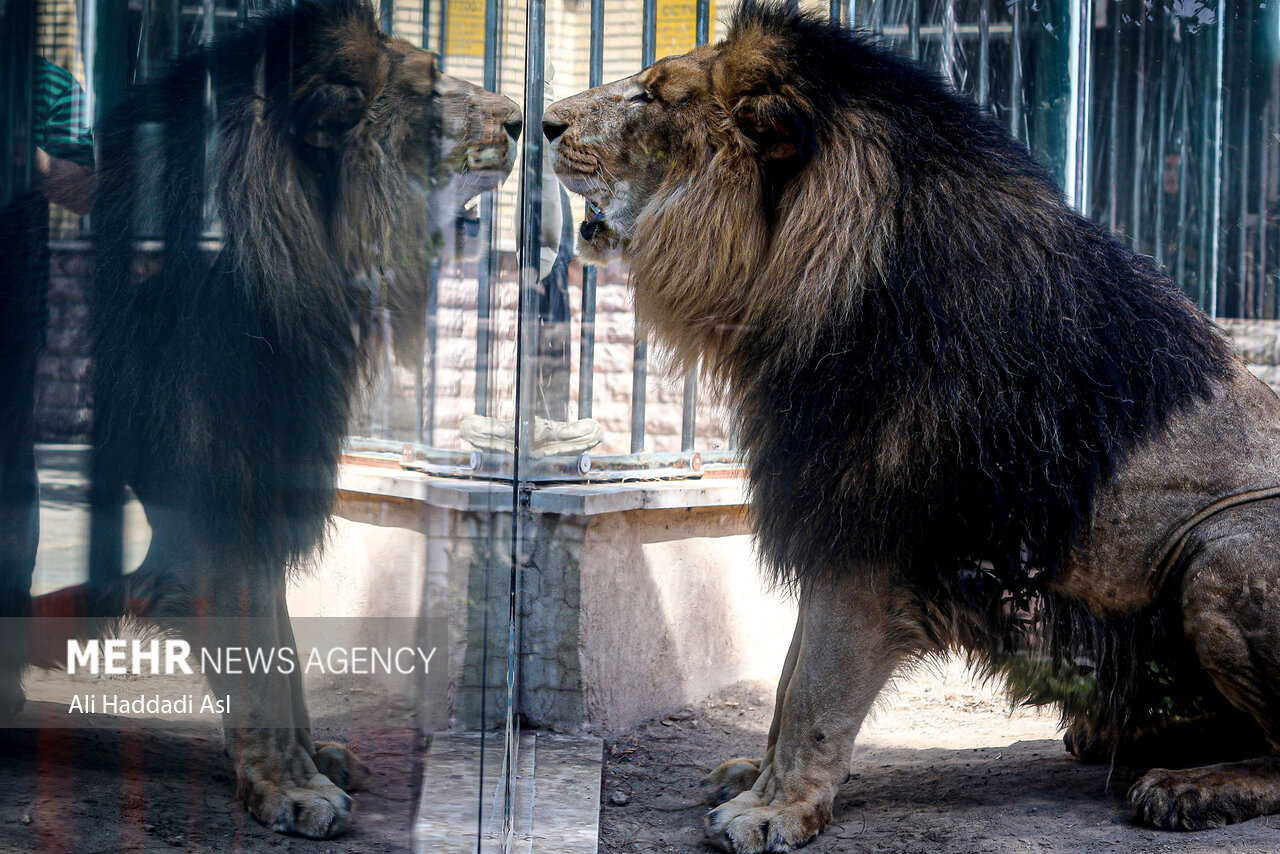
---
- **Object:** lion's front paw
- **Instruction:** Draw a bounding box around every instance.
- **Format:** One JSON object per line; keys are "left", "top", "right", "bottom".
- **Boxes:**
{"left": 702, "top": 757, "right": 762, "bottom": 805}
{"left": 706, "top": 789, "right": 832, "bottom": 853}
{"left": 239, "top": 742, "right": 353, "bottom": 838}
{"left": 1129, "top": 760, "right": 1280, "bottom": 831}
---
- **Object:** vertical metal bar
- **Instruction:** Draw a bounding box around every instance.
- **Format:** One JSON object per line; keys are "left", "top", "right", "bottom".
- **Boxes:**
{"left": 1010, "top": 0, "right": 1023, "bottom": 143}
{"left": 1106, "top": 0, "right": 1120, "bottom": 231}
{"left": 516, "top": 0, "right": 546, "bottom": 464}
{"left": 422, "top": 266, "right": 439, "bottom": 444}
{"left": 202, "top": 0, "right": 214, "bottom": 45}
{"left": 697, "top": 0, "right": 709, "bottom": 45}
{"left": 829, "top": 0, "right": 841, "bottom": 27}
{"left": 680, "top": 364, "right": 698, "bottom": 452}
{"left": 1066, "top": 0, "right": 1093, "bottom": 214}
{"left": 1176, "top": 32, "right": 1190, "bottom": 291}
{"left": 578, "top": 269, "right": 596, "bottom": 419}
{"left": 632, "top": 0, "right": 656, "bottom": 454}
{"left": 909, "top": 0, "right": 920, "bottom": 61}
{"left": 1130, "top": 17, "right": 1146, "bottom": 249}
{"left": 1198, "top": 35, "right": 1213, "bottom": 307}
{"left": 577, "top": 0, "right": 604, "bottom": 421}
{"left": 941, "top": 0, "right": 956, "bottom": 88}
{"left": 421, "top": 0, "right": 431, "bottom": 50}
{"left": 473, "top": 0, "right": 502, "bottom": 416}
{"left": 977, "top": 0, "right": 990, "bottom": 107}
{"left": 1239, "top": 7, "right": 1254, "bottom": 317}
{"left": 1259, "top": 100, "right": 1270, "bottom": 318}
{"left": 437, "top": 0, "right": 448, "bottom": 66}
{"left": 1153, "top": 12, "right": 1170, "bottom": 268}
{"left": 1208, "top": 11, "right": 1226, "bottom": 317}
{"left": 381, "top": 0, "right": 393, "bottom": 34}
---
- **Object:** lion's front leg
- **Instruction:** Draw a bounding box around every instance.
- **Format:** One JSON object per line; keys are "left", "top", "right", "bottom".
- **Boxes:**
{"left": 703, "top": 601, "right": 805, "bottom": 805}
{"left": 188, "top": 583, "right": 355, "bottom": 838}
{"left": 706, "top": 577, "right": 915, "bottom": 853}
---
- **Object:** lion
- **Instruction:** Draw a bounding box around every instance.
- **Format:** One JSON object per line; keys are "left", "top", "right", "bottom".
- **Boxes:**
{"left": 545, "top": 3, "right": 1280, "bottom": 851}
{"left": 0, "top": 0, "right": 519, "bottom": 838}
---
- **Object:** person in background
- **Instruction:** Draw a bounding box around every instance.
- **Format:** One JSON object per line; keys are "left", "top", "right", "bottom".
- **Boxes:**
{"left": 0, "top": 55, "right": 94, "bottom": 714}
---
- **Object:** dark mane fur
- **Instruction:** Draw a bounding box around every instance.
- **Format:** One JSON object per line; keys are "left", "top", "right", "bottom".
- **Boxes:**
{"left": 624, "top": 2, "right": 1238, "bottom": 734}
{"left": 706, "top": 4, "right": 1235, "bottom": 588}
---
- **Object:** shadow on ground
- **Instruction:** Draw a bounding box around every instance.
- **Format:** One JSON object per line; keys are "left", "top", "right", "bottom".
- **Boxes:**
{"left": 600, "top": 681, "right": 1280, "bottom": 854}
{"left": 0, "top": 702, "right": 425, "bottom": 853}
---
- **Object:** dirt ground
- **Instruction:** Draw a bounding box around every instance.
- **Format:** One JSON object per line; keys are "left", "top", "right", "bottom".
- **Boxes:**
{"left": 0, "top": 698, "right": 425, "bottom": 854}
{"left": 600, "top": 660, "right": 1280, "bottom": 854}
{"left": 4, "top": 659, "right": 1280, "bottom": 853}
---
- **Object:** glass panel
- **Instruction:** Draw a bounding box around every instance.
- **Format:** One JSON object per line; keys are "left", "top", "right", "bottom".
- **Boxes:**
{"left": 2, "top": 0, "right": 522, "bottom": 848}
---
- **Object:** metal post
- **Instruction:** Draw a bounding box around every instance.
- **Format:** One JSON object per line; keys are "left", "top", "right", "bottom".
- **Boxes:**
{"left": 909, "top": 0, "right": 920, "bottom": 61}
{"left": 697, "top": 0, "right": 709, "bottom": 45}
{"left": 577, "top": 0, "right": 605, "bottom": 420}
{"left": 1176, "top": 31, "right": 1190, "bottom": 291}
{"left": 1010, "top": 0, "right": 1023, "bottom": 143}
{"left": 632, "top": 0, "right": 656, "bottom": 454}
{"left": 1106, "top": 1, "right": 1120, "bottom": 231}
{"left": 437, "top": 0, "right": 448, "bottom": 67}
{"left": 516, "top": 0, "right": 546, "bottom": 463}
{"left": 1066, "top": 0, "right": 1093, "bottom": 214}
{"left": 1153, "top": 13, "right": 1171, "bottom": 268}
{"left": 473, "top": 0, "right": 503, "bottom": 416}
{"left": 1208, "top": 13, "right": 1226, "bottom": 317}
{"left": 1129, "top": 17, "right": 1146, "bottom": 249}
{"left": 1259, "top": 100, "right": 1270, "bottom": 318}
{"left": 941, "top": 0, "right": 956, "bottom": 88}
{"left": 977, "top": 0, "right": 990, "bottom": 107}
{"left": 1238, "top": 5, "right": 1254, "bottom": 317}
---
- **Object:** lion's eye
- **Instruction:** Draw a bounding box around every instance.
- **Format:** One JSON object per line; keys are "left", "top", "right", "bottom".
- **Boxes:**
{"left": 630, "top": 89, "right": 655, "bottom": 104}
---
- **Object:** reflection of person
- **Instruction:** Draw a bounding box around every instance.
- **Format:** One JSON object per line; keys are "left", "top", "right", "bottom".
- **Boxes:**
{"left": 0, "top": 56, "right": 94, "bottom": 714}
{"left": 32, "top": 56, "right": 95, "bottom": 215}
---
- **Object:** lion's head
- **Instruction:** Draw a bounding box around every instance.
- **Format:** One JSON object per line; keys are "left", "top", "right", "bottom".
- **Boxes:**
{"left": 193, "top": 0, "right": 521, "bottom": 356}
{"left": 543, "top": 2, "right": 905, "bottom": 373}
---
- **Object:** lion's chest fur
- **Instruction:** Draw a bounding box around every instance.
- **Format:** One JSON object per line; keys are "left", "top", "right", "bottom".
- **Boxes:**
{"left": 1053, "top": 362, "right": 1280, "bottom": 617}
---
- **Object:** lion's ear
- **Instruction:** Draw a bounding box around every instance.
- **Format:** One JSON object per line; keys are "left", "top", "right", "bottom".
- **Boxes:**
{"left": 292, "top": 82, "right": 368, "bottom": 148}
{"left": 730, "top": 92, "right": 811, "bottom": 160}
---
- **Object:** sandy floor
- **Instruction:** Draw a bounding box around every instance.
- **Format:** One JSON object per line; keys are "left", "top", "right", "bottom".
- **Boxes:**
{"left": 599, "top": 659, "right": 1280, "bottom": 854}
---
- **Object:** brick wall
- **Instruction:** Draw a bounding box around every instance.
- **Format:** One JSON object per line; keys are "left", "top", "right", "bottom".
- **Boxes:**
{"left": 34, "top": 244, "right": 735, "bottom": 456}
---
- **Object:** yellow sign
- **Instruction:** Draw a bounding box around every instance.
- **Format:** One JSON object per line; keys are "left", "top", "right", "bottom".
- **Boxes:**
{"left": 445, "top": 0, "right": 487, "bottom": 59}
{"left": 655, "top": 0, "right": 715, "bottom": 58}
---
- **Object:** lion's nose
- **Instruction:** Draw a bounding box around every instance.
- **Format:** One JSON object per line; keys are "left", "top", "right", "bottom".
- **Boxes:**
{"left": 543, "top": 119, "right": 568, "bottom": 142}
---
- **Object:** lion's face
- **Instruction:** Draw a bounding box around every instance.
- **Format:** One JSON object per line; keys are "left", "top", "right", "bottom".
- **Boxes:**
{"left": 542, "top": 46, "right": 721, "bottom": 260}
{"left": 288, "top": 15, "right": 521, "bottom": 211}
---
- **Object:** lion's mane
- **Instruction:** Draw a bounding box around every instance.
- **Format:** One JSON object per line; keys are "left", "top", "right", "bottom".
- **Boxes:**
{"left": 626, "top": 3, "right": 1238, "bottom": 729}
{"left": 632, "top": 3, "right": 1232, "bottom": 588}
{"left": 89, "top": 0, "right": 439, "bottom": 577}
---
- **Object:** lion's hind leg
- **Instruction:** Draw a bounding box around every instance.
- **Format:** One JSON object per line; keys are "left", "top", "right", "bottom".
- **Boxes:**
{"left": 1128, "top": 503, "right": 1280, "bottom": 830}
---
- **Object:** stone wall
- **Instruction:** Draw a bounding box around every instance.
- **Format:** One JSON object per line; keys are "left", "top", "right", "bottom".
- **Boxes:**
{"left": 1220, "top": 319, "right": 1280, "bottom": 394}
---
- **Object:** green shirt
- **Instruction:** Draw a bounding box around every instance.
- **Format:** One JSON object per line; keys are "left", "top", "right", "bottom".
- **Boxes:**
{"left": 33, "top": 56, "right": 94, "bottom": 165}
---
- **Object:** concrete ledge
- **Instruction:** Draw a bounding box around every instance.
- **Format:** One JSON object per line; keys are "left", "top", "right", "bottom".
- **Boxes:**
{"left": 337, "top": 463, "right": 749, "bottom": 515}
{"left": 414, "top": 731, "right": 602, "bottom": 854}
